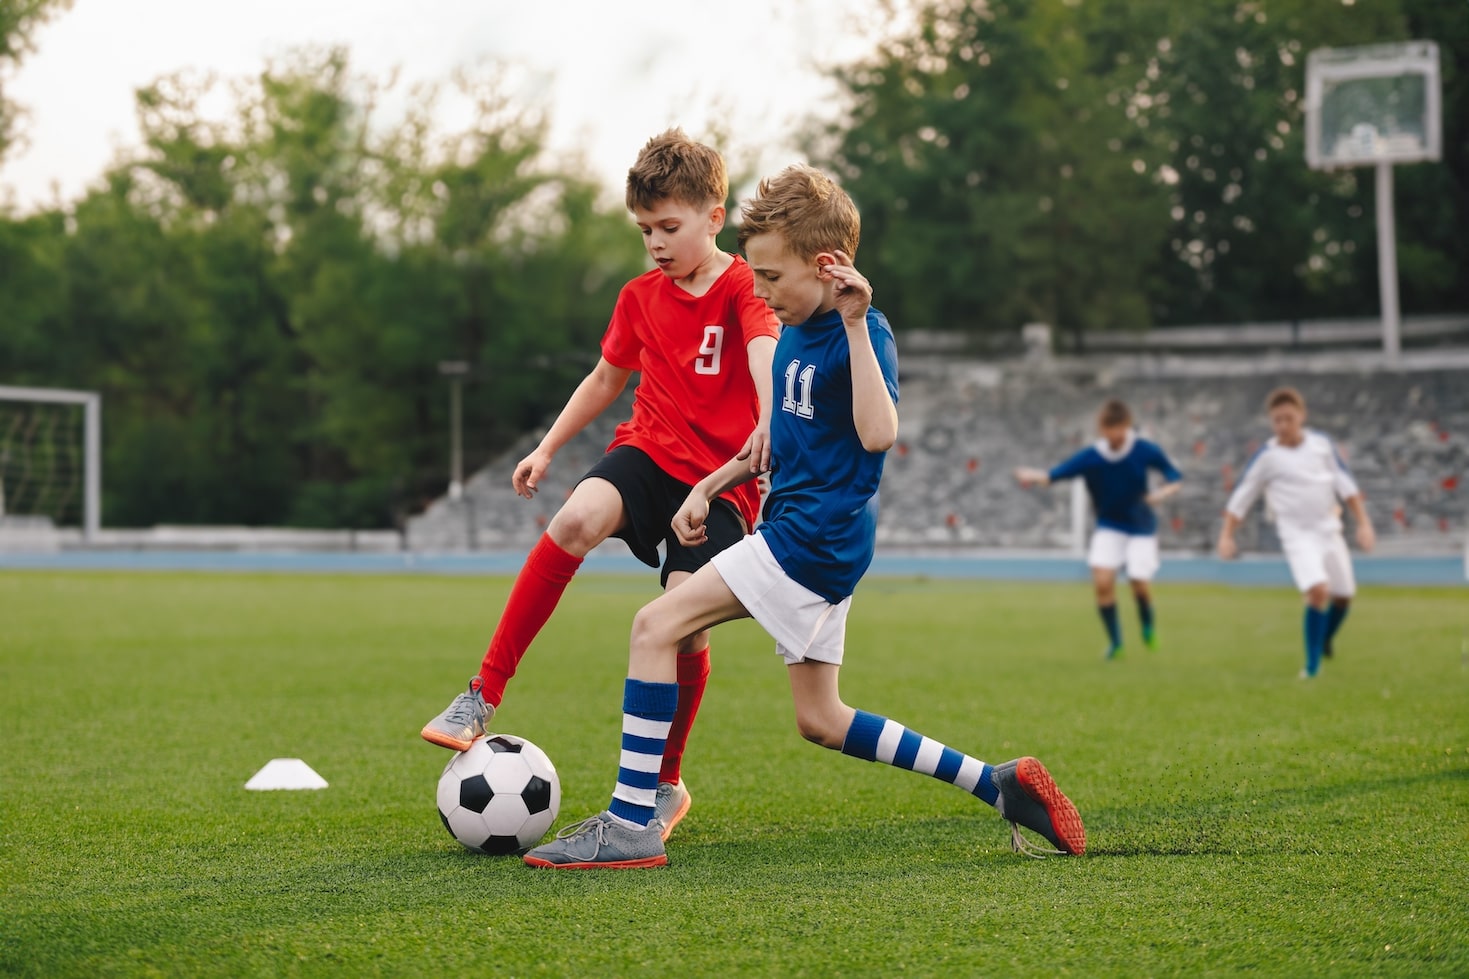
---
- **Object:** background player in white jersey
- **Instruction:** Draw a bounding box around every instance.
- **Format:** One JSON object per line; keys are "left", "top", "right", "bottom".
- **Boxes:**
{"left": 520, "top": 163, "right": 1084, "bottom": 870}
{"left": 1015, "top": 399, "right": 1183, "bottom": 659}
{"left": 1217, "top": 386, "right": 1376, "bottom": 678}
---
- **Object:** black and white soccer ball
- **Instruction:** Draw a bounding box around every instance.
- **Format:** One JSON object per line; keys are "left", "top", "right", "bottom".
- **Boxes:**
{"left": 436, "top": 734, "right": 561, "bottom": 855}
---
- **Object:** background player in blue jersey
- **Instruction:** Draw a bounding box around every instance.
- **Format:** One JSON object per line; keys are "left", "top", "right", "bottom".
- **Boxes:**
{"left": 1015, "top": 399, "right": 1183, "bottom": 659}
{"left": 523, "top": 163, "right": 1085, "bottom": 870}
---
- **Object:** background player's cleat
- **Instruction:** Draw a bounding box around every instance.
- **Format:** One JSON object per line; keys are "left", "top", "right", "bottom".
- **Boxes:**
{"left": 654, "top": 780, "right": 692, "bottom": 842}
{"left": 523, "top": 811, "right": 668, "bottom": 869}
{"left": 1142, "top": 626, "right": 1157, "bottom": 651}
{"left": 1104, "top": 642, "right": 1123, "bottom": 661}
{"left": 420, "top": 677, "right": 494, "bottom": 750}
{"left": 992, "top": 757, "right": 1086, "bottom": 857}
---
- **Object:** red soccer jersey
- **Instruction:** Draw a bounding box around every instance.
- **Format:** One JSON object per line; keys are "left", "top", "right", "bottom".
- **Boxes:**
{"left": 600, "top": 254, "right": 780, "bottom": 532}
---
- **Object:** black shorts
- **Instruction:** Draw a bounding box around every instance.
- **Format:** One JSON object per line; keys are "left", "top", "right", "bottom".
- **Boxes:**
{"left": 580, "top": 445, "right": 746, "bottom": 587}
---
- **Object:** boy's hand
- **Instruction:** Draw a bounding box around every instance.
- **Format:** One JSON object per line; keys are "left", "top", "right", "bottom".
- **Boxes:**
{"left": 1216, "top": 532, "right": 1238, "bottom": 560}
{"left": 672, "top": 490, "right": 711, "bottom": 547}
{"left": 1356, "top": 522, "right": 1376, "bottom": 552}
{"left": 512, "top": 447, "right": 553, "bottom": 499}
{"left": 740, "top": 425, "right": 772, "bottom": 474}
{"left": 1014, "top": 467, "right": 1048, "bottom": 488}
{"left": 824, "top": 249, "right": 872, "bottom": 325}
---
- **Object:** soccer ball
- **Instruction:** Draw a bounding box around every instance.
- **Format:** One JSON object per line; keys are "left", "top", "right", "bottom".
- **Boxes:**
{"left": 436, "top": 734, "right": 561, "bottom": 855}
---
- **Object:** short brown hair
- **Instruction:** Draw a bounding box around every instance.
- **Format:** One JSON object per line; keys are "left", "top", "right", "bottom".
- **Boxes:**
{"left": 1266, "top": 386, "right": 1306, "bottom": 412}
{"left": 737, "top": 163, "right": 860, "bottom": 262}
{"left": 1097, "top": 399, "right": 1132, "bottom": 428}
{"left": 624, "top": 128, "right": 727, "bottom": 213}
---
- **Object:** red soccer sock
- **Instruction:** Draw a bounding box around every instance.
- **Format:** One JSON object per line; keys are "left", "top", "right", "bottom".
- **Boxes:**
{"left": 659, "top": 646, "right": 711, "bottom": 785}
{"left": 477, "top": 533, "right": 583, "bottom": 706}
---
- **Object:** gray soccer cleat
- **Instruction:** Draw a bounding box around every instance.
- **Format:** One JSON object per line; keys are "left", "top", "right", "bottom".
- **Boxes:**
{"left": 522, "top": 811, "right": 668, "bottom": 869}
{"left": 654, "top": 780, "right": 692, "bottom": 842}
{"left": 991, "top": 756, "right": 1086, "bottom": 857}
{"left": 420, "top": 677, "right": 494, "bottom": 751}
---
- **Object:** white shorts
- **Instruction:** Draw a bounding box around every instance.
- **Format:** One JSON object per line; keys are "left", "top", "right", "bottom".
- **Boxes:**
{"left": 1281, "top": 528, "right": 1356, "bottom": 596}
{"left": 710, "top": 531, "right": 850, "bottom": 666}
{"left": 1087, "top": 528, "right": 1160, "bottom": 581}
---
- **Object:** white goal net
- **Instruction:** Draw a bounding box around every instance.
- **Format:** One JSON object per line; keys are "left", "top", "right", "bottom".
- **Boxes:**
{"left": 0, "top": 386, "right": 101, "bottom": 540}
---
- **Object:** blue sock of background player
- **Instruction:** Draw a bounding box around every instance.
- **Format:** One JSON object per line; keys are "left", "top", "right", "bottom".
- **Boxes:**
{"left": 1098, "top": 603, "right": 1122, "bottom": 658}
{"left": 1303, "top": 606, "right": 1330, "bottom": 677}
{"left": 1323, "top": 600, "right": 1350, "bottom": 658}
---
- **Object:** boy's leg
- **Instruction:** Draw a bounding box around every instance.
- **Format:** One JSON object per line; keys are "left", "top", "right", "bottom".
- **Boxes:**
{"left": 524, "top": 562, "right": 750, "bottom": 869}
{"left": 1088, "top": 530, "right": 1125, "bottom": 659}
{"left": 420, "top": 478, "right": 624, "bottom": 750}
{"left": 1092, "top": 567, "right": 1123, "bottom": 659}
{"left": 651, "top": 499, "right": 744, "bottom": 838}
{"left": 1125, "top": 535, "right": 1160, "bottom": 650}
{"left": 1132, "top": 580, "right": 1156, "bottom": 649}
{"left": 1321, "top": 535, "right": 1357, "bottom": 659}
{"left": 789, "top": 662, "right": 1086, "bottom": 856}
{"left": 1302, "top": 583, "right": 1331, "bottom": 678}
{"left": 1324, "top": 599, "right": 1351, "bottom": 658}
{"left": 1284, "top": 534, "right": 1332, "bottom": 678}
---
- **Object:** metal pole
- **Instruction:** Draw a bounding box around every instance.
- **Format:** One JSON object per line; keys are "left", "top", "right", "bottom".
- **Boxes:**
{"left": 1375, "top": 161, "right": 1401, "bottom": 360}
{"left": 449, "top": 376, "right": 464, "bottom": 500}
{"left": 84, "top": 393, "right": 101, "bottom": 541}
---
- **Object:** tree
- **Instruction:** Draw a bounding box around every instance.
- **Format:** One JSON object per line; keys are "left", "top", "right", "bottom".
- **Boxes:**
{"left": 811, "top": 0, "right": 1171, "bottom": 343}
{"left": 812, "top": 0, "right": 1467, "bottom": 333}
{"left": 0, "top": 0, "right": 73, "bottom": 163}
{"left": 11, "top": 47, "right": 646, "bottom": 528}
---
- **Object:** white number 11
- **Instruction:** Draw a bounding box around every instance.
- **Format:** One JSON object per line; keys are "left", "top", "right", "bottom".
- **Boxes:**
{"left": 782, "top": 360, "right": 815, "bottom": 418}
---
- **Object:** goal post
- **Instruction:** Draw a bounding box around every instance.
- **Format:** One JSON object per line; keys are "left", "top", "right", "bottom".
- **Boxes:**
{"left": 0, "top": 385, "right": 101, "bottom": 542}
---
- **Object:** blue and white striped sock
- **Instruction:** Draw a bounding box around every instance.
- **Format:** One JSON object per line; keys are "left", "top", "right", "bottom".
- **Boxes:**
{"left": 608, "top": 678, "right": 678, "bottom": 828}
{"left": 840, "top": 709, "right": 999, "bottom": 807}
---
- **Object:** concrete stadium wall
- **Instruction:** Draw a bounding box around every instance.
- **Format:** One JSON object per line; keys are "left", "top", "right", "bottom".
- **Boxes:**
{"left": 405, "top": 346, "right": 1469, "bottom": 556}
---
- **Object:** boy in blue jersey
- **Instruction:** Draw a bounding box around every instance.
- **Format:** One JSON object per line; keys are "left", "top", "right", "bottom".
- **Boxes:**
{"left": 523, "top": 163, "right": 1085, "bottom": 870}
{"left": 1015, "top": 400, "right": 1183, "bottom": 659}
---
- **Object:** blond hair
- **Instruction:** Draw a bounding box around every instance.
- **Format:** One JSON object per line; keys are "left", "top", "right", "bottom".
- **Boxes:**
{"left": 737, "top": 163, "right": 860, "bottom": 262}
{"left": 624, "top": 128, "right": 727, "bottom": 212}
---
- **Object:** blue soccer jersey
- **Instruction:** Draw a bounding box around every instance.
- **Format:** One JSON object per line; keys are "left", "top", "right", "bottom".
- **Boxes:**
{"left": 757, "top": 307, "right": 900, "bottom": 603}
{"left": 1048, "top": 433, "right": 1182, "bottom": 535}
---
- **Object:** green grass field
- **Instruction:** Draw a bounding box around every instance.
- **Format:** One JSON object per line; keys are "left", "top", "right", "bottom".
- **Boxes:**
{"left": 2, "top": 570, "right": 1466, "bottom": 977}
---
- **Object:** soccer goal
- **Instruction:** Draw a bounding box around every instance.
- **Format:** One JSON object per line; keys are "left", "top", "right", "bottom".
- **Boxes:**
{"left": 0, "top": 385, "right": 101, "bottom": 541}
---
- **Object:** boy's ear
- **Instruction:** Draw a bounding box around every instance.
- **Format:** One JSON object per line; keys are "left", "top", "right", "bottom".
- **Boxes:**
{"left": 814, "top": 251, "right": 838, "bottom": 277}
{"left": 708, "top": 204, "right": 727, "bottom": 232}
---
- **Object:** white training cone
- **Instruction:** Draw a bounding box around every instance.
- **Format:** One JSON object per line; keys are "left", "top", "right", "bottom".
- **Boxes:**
{"left": 245, "top": 758, "right": 329, "bottom": 791}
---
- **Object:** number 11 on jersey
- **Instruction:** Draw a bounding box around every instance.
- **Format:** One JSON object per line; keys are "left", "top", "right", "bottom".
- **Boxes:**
{"left": 782, "top": 360, "right": 815, "bottom": 418}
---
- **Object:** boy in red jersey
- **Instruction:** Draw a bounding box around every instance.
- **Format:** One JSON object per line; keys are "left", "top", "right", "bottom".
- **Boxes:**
{"left": 422, "top": 129, "right": 780, "bottom": 841}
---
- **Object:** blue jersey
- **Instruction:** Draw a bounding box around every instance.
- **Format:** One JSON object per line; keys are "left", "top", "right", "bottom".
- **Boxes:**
{"left": 1048, "top": 434, "right": 1182, "bottom": 535}
{"left": 757, "top": 307, "right": 900, "bottom": 603}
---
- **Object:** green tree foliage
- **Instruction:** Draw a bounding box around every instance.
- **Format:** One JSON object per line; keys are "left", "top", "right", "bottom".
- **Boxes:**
{"left": 817, "top": 0, "right": 1170, "bottom": 342}
{"left": 813, "top": 0, "right": 1466, "bottom": 335}
{"left": 0, "top": 0, "right": 73, "bottom": 162}
{"left": 5, "top": 48, "right": 646, "bottom": 528}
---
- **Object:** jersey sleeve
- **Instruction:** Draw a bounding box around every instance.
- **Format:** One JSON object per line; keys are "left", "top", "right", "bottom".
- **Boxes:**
{"left": 1148, "top": 442, "right": 1184, "bottom": 483}
{"left": 1048, "top": 448, "right": 1094, "bottom": 483}
{"left": 599, "top": 284, "right": 644, "bottom": 371}
{"left": 1225, "top": 447, "right": 1269, "bottom": 519}
{"left": 870, "top": 309, "right": 900, "bottom": 403}
{"left": 1326, "top": 437, "right": 1362, "bottom": 500}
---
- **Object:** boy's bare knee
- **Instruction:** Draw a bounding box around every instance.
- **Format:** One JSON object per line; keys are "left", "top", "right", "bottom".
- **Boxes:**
{"left": 794, "top": 712, "right": 845, "bottom": 749}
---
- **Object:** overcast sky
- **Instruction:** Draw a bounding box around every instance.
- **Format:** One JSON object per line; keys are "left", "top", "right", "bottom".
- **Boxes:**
{"left": 1, "top": 0, "right": 896, "bottom": 213}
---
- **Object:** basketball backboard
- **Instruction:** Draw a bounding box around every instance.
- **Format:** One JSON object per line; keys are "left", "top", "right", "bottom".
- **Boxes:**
{"left": 1304, "top": 41, "right": 1441, "bottom": 170}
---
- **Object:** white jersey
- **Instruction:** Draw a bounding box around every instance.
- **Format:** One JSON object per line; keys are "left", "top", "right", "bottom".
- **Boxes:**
{"left": 1225, "top": 430, "right": 1361, "bottom": 537}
